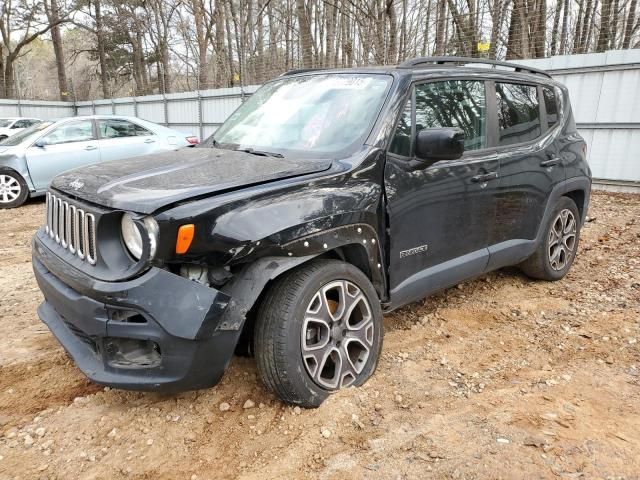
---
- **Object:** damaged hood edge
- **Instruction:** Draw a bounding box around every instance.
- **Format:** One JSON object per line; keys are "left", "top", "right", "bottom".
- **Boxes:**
{"left": 51, "top": 148, "right": 333, "bottom": 214}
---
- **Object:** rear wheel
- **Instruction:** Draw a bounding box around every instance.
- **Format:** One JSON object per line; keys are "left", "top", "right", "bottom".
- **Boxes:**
{"left": 520, "top": 196, "right": 581, "bottom": 281}
{"left": 0, "top": 170, "right": 28, "bottom": 208}
{"left": 254, "top": 259, "right": 383, "bottom": 407}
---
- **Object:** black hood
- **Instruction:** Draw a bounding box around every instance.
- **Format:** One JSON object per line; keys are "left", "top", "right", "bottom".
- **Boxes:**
{"left": 52, "top": 148, "right": 332, "bottom": 213}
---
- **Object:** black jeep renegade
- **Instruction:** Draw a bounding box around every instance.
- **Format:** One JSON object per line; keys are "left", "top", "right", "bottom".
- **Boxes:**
{"left": 32, "top": 57, "right": 591, "bottom": 407}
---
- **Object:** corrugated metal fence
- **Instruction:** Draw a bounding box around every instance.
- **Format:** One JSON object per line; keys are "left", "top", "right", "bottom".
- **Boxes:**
{"left": 1, "top": 50, "right": 639, "bottom": 186}
{"left": 74, "top": 86, "right": 260, "bottom": 141}
{"left": 515, "top": 49, "right": 640, "bottom": 188}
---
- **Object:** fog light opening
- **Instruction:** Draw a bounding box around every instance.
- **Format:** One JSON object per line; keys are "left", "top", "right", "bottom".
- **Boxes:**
{"left": 105, "top": 338, "right": 161, "bottom": 369}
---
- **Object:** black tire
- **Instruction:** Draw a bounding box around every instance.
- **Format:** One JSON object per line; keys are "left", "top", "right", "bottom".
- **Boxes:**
{"left": 254, "top": 259, "right": 383, "bottom": 407}
{"left": 0, "top": 169, "right": 29, "bottom": 209}
{"left": 520, "top": 196, "right": 581, "bottom": 281}
{"left": 0, "top": 135, "right": 7, "bottom": 142}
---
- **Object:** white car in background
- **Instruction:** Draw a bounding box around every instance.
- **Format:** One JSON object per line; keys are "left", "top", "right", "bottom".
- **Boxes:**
{"left": 0, "top": 115, "right": 199, "bottom": 207}
{"left": 0, "top": 117, "right": 42, "bottom": 142}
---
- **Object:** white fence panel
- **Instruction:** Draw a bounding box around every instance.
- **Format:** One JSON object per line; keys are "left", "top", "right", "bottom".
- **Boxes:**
{"left": 0, "top": 99, "right": 74, "bottom": 120}
{"left": 516, "top": 49, "right": 640, "bottom": 184}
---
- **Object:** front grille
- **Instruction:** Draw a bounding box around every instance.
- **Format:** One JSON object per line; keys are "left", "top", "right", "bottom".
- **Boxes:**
{"left": 45, "top": 192, "right": 97, "bottom": 265}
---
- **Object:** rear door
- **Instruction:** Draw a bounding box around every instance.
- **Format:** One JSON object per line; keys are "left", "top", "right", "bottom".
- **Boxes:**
{"left": 488, "top": 81, "right": 565, "bottom": 269}
{"left": 26, "top": 119, "right": 100, "bottom": 191}
{"left": 96, "top": 118, "right": 160, "bottom": 162}
{"left": 385, "top": 78, "right": 500, "bottom": 306}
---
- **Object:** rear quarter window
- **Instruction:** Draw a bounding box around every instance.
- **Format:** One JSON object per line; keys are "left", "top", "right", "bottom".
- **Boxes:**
{"left": 543, "top": 87, "right": 559, "bottom": 128}
{"left": 495, "top": 82, "right": 541, "bottom": 146}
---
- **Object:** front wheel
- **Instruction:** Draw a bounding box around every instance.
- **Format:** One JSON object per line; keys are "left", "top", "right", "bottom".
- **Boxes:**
{"left": 520, "top": 196, "right": 581, "bottom": 281}
{"left": 0, "top": 170, "right": 29, "bottom": 208}
{"left": 254, "top": 259, "right": 383, "bottom": 407}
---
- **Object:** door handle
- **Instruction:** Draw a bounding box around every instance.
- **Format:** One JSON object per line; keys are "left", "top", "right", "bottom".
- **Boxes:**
{"left": 471, "top": 171, "right": 499, "bottom": 183}
{"left": 540, "top": 157, "right": 561, "bottom": 167}
{"left": 85, "top": 145, "right": 97, "bottom": 151}
{"left": 144, "top": 138, "right": 156, "bottom": 144}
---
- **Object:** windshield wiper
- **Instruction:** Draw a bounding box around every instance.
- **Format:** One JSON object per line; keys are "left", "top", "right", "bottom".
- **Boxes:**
{"left": 238, "top": 147, "right": 284, "bottom": 158}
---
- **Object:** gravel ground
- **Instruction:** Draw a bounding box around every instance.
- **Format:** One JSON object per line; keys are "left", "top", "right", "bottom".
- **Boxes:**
{"left": 0, "top": 191, "right": 639, "bottom": 480}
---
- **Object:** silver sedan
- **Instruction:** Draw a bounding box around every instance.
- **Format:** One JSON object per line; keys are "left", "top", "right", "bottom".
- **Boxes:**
{"left": 0, "top": 115, "right": 198, "bottom": 208}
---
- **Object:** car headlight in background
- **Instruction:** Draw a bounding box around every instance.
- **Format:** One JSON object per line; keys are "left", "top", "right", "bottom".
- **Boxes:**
{"left": 121, "top": 213, "right": 158, "bottom": 260}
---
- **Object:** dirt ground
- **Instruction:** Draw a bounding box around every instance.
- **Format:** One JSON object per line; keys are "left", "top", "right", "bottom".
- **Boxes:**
{"left": 0, "top": 191, "right": 638, "bottom": 480}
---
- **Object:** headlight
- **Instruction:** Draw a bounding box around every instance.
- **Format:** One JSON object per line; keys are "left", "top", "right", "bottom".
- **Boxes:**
{"left": 121, "top": 214, "right": 158, "bottom": 260}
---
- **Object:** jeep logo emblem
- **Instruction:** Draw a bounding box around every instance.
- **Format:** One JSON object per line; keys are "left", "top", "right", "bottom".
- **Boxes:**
{"left": 69, "top": 179, "right": 84, "bottom": 190}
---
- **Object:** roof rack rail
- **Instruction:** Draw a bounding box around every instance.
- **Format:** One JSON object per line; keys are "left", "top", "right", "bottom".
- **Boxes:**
{"left": 280, "top": 68, "right": 323, "bottom": 77}
{"left": 397, "top": 56, "right": 551, "bottom": 78}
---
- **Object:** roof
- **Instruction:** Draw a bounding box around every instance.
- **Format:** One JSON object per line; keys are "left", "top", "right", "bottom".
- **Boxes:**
{"left": 281, "top": 56, "right": 556, "bottom": 85}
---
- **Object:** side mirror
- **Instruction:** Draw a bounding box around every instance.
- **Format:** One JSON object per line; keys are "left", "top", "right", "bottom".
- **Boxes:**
{"left": 415, "top": 127, "right": 465, "bottom": 163}
{"left": 34, "top": 138, "right": 48, "bottom": 148}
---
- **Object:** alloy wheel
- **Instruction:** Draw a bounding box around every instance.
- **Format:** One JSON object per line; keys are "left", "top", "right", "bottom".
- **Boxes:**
{"left": 548, "top": 208, "right": 577, "bottom": 271}
{"left": 0, "top": 174, "right": 21, "bottom": 204}
{"left": 301, "top": 280, "right": 375, "bottom": 390}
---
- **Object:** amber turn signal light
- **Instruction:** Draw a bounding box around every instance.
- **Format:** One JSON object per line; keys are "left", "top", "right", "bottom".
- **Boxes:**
{"left": 176, "top": 224, "right": 195, "bottom": 254}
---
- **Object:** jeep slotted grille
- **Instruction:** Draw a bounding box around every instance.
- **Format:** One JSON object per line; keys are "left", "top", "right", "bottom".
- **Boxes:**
{"left": 45, "top": 192, "right": 97, "bottom": 265}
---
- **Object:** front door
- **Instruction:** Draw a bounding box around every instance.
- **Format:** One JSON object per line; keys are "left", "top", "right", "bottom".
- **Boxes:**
{"left": 26, "top": 119, "right": 100, "bottom": 191}
{"left": 385, "top": 79, "right": 499, "bottom": 307}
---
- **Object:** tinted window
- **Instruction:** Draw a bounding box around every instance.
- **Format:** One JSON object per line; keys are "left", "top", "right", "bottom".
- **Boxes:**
{"left": 414, "top": 80, "right": 487, "bottom": 151}
{"left": 543, "top": 87, "right": 558, "bottom": 128}
{"left": 42, "top": 121, "right": 95, "bottom": 145}
{"left": 13, "top": 120, "right": 30, "bottom": 128}
{"left": 99, "top": 119, "right": 152, "bottom": 138}
{"left": 389, "top": 99, "right": 412, "bottom": 157}
{"left": 496, "top": 83, "right": 541, "bottom": 145}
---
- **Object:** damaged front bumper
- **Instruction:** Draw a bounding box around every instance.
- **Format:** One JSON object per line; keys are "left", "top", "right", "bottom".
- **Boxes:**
{"left": 32, "top": 229, "right": 240, "bottom": 392}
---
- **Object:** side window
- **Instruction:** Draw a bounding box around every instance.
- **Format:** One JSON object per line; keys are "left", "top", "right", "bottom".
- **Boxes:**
{"left": 41, "top": 121, "right": 95, "bottom": 145}
{"left": 543, "top": 87, "right": 558, "bottom": 128}
{"left": 389, "top": 99, "right": 412, "bottom": 157}
{"left": 13, "top": 120, "right": 29, "bottom": 128}
{"left": 414, "top": 80, "right": 487, "bottom": 151}
{"left": 495, "top": 82, "right": 541, "bottom": 145}
{"left": 98, "top": 119, "right": 152, "bottom": 139}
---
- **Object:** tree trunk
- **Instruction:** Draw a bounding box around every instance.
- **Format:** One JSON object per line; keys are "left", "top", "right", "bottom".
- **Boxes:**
{"left": 192, "top": 0, "right": 209, "bottom": 89}
{"left": 597, "top": 0, "right": 613, "bottom": 51}
{"left": 94, "top": 0, "right": 110, "bottom": 98}
{"left": 325, "top": 0, "right": 337, "bottom": 67}
{"left": 46, "top": 0, "right": 69, "bottom": 101}
{"left": 224, "top": 0, "right": 235, "bottom": 86}
{"left": 435, "top": 0, "right": 447, "bottom": 55}
{"left": 551, "top": 0, "right": 562, "bottom": 55}
{"left": 386, "top": 0, "right": 398, "bottom": 65}
{"left": 0, "top": 54, "right": 5, "bottom": 98}
{"left": 4, "top": 56, "right": 15, "bottom": 98}
{"left": 623, "top": 0, "right": 638, "bottom": 48}
{"left": 535, "top": 0, "right": 547, "bottom": 57}
{"left": 579, "top": 0, "right": 594, "bottom": 52}
{"left": 296, "top": 0, "right": 313, "bottom": 67}
{"left": 560, "top": 0, "right": 570, "bottom": 54}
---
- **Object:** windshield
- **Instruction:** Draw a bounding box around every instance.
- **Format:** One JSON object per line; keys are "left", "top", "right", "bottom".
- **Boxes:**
{"left": 212, "top": 74, "right": 392, "bottom": 158}
{"left": 0, "top": 120, "right": 13, "bottom": 128}
{"left": 0, "top": 121, "right": 54, "bottom": 146}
